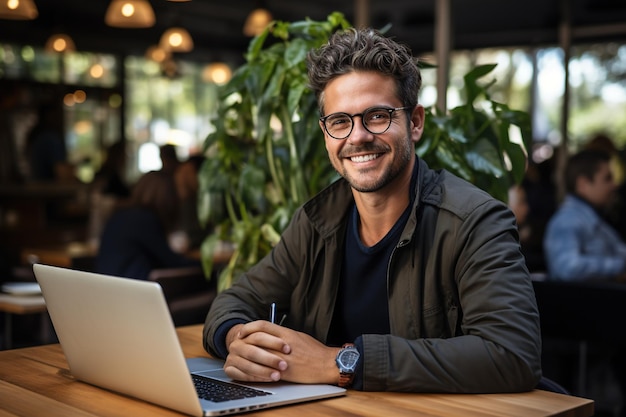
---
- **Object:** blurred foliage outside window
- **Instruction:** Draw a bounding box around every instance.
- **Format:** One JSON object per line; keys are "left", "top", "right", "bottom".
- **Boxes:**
{"left": 1, "top": 40, "right": 625, "bottom": 182}
{"left": 124, "top": 57, "right": 220, "bottom": 182}
{"left": 442, "top": 43, "right": 626, "bottom": 160}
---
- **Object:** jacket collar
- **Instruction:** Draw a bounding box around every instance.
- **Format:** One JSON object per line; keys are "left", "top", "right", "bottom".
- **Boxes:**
{"left": 303, "top": 156, "right": 440, "bottom": 241}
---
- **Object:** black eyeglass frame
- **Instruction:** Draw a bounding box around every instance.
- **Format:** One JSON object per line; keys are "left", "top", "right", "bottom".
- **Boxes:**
{"left": 319, "top": 106, "right": 414, "bottom": 140}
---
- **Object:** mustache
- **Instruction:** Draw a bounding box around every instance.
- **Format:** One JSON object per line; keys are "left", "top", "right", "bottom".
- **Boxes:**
{"left": 338, "top": 143, "right": 390, "bottom": 158}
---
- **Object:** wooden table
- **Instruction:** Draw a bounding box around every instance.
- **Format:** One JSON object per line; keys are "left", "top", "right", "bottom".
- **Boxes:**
{"left": 21, "top": 242, "right": 97, "bottom": 270}
{"left": 0, "top": 293, "right": 48, "bottom": 350}
{"left": 0, "top": 324, "right": 594, "bottom": 417}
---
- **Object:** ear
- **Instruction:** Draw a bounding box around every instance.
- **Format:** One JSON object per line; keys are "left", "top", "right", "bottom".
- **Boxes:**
{"left": 410, "top": 105, "right": 425, "bottom": 144}
{"left": 576, "top": 175, "right": 593, "bottom": 196}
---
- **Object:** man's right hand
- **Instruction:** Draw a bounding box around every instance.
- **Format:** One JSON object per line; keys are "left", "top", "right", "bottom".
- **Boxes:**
{"left": 223, "top": 321, "right": 291, "bottom": 382}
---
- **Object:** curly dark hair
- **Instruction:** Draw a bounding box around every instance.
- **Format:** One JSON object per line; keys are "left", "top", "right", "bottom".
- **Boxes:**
{"left": 306, "top": 28, "right": 421, "bottom": 115}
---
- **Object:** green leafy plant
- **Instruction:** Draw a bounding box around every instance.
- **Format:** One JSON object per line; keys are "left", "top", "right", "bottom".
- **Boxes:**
{"left": 198, "top": 13, "right": 529, "bottom": 291}
{"left": 418, "top": 64, "right": 530, "bottom": 201}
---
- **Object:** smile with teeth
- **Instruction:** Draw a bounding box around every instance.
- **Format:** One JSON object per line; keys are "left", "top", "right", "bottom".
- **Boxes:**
{"left": 350, "top": 153, "right": 381, "bottom": 163}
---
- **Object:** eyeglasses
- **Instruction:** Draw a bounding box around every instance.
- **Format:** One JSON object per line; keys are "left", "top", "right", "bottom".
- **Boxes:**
{"left": 320, "top": 106, "right": 413, "bottom": 140}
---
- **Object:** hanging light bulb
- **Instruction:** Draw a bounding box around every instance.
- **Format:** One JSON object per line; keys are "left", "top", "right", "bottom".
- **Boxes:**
{"left": 243, "top": 7, "right": 272, "bottom": 37}
{"left": 45, "top": 33, "right": 76, "bottom": 53}
{"left": 159, "top": 27, "right": 194, "bottom": 53}
{"left": 145, "top": 45, "right": 170, "bottom": 63}
{"left": 105, "top": 0, "right": 155, "bottom": 28}
{"left": 202, "top": 62, "right": 232, "bottom": 85}
{"left": 0, "top": 0, "right": 38, "bottom": 20}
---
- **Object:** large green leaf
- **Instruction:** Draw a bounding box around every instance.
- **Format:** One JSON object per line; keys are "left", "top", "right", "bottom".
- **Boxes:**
{"left": 464, "top": 64, "right": 497, "bottom": 104}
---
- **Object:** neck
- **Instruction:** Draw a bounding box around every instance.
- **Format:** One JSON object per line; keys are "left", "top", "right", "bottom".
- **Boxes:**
{"left": 352, "top": 159, "right": 415, "bottom": 246}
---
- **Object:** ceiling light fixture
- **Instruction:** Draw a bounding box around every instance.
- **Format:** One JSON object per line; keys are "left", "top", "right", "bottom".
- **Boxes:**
{"left": 202, "top": 62, "right": 232, "bottom": 85}
{"left": 105, "top": 0, "right": 155, "bottom": 28}
{"left": 0, "top": 0, "right": 38, "bottom": 20}
{"left": 145, "top": 45, "right": 170, "bottom": 63}
{"left": 159, "top": 27, "right": 194, "bottom": 53}
{"left": 243, "top": 6, "right": 272, "bottom": 37}
{"left": 45, "top": 33, "right": 76, "bottom": 53}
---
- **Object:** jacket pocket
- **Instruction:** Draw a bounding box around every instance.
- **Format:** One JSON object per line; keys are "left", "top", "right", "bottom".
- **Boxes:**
{"left": 422, "top": 304, "right": 449, "bottom": 338}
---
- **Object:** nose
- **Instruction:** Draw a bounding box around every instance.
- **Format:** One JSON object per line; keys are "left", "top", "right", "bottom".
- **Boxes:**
{"left": 346, "top": 115, "right": 374, "bottom": 145}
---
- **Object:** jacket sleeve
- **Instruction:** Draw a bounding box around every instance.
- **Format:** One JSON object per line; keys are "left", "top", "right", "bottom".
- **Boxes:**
{"left": 361, "top": 195, "right": 542, "bottom": 393}
{"left": 202, "top": 208, "right": 310, "bottom": 358}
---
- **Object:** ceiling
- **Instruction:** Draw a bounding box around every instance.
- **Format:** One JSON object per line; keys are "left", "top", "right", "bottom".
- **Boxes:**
{"left": 1, "top": 0, "right": 626, "bottom": 67}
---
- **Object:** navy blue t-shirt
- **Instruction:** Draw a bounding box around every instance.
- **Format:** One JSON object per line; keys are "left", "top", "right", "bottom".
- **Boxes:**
{"left": 327, "top": 164, "right": 417, "bottom": 346}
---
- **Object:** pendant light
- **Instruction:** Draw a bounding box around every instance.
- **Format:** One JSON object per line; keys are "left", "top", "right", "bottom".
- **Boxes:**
{"left": 243, "top": 6, "right": 272, "bottom": 37}
{"left": 105, "top": 0, "right": 155, "bottom": 28}
{"left": 45, "top": 33, "right": 76, "bottom": 53}
{"left": 0, "top": 0, "right": 38, "bottom": 20}
{"left": 159, "top": 27, "right": 194, "bottom": 53}
{"left": 202, "top": 62, "right": 232, "bottom": 85}
{"left": 145, "top": 45, "right": 170, "bottom": 63}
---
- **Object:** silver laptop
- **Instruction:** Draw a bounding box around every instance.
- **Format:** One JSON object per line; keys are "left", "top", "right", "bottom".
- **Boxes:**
{"left": 33, "top": 263, "right": 345, "bottom": 416}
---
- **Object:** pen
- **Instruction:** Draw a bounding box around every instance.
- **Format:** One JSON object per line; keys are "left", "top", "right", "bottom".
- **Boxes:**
{"left": 269, "top": 302, "right": 286, "bottom": 325}
{"left": 269, "top": 302, "right": 276, "bottom": 323}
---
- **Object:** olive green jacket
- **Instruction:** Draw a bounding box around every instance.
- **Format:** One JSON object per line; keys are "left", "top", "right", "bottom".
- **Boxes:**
{"left": 203, "top": 158, "right": 542, "bottom": 393}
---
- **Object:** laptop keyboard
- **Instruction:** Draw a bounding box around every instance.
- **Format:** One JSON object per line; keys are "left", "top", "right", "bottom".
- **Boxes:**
{"left": 192, "top": 374, "right": 274, "bottom": 403}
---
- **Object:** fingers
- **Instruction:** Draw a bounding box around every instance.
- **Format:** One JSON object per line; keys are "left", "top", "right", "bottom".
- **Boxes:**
{"left": 238, "top": 321, "right": 291, "bottom": 354}
{"left": 224, "top": 321, "right": 290, "bottom": 382}
{"left": 224, "top": 352, "right": 287, "bottom": 382}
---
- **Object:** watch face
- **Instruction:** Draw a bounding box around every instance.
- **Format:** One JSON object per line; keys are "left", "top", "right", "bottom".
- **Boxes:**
{"left": 338, "top": 348, "right": 359, "bottom": 369}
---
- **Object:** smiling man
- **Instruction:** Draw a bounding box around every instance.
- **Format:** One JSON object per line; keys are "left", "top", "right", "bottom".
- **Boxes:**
{"left": 203, "top": 28, "right": 542, "bottom": 393}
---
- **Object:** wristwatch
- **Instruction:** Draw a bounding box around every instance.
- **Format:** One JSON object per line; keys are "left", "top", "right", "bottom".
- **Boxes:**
{"left": 335, "top": 343, "right": 360, "bottom": 388}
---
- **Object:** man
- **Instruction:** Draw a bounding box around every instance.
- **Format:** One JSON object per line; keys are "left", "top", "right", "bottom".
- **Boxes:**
{"left": 203, "top": 28, "right": 541, "bottom": 393}
{"left": 544, "top": 149, "right": 626, "bottom": 281}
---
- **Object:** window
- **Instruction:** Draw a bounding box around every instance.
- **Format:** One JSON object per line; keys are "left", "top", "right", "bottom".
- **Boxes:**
{"left": 124, "top": 56, "right": 220, "bottom": 181}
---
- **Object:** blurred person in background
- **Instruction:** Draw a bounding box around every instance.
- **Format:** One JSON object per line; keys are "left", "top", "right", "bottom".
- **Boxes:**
{"left": 87, "top": 140, "right": 131, "bottom": 249}
{"left": 508, "top": 182, "right": 547, "bottom": 272}
{"left": 26, "top": 101, "right": 74, "bottom": 182}
{"left": 585, "top": 133, "right": 626, "bottom": 242}
{"left": 159, "top": 144, "right": 180, "bottom": 176}
{"left": 174, "top": 153, "right": 208, "bottom": 252}
{"left": 95, "top": 170, "right": 199, "bottom": 280}
{"left": 543, "top": 149, "right": 626, "bottom": 281}
{"left": 92, "top": 140, "right": 131, "bottom": 200}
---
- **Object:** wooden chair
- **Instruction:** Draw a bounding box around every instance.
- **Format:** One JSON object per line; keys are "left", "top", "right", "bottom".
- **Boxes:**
{"left": 147, "top": 266, "right": 217, "bottom": 327}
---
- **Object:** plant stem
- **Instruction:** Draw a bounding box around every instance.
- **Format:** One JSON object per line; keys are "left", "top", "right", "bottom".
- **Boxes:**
{"left": 281, "top": 104, "right": 307, "bottom": 204}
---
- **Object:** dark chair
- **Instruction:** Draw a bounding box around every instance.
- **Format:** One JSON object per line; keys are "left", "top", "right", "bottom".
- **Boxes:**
{"left": 148, "top": 266, "right": 217, "bottom": 327}
{"left": 532, "top": 276, "right": 626, "bottom": 398}
{"left": 536, "top": 376, "right": 570, "bottom": 395}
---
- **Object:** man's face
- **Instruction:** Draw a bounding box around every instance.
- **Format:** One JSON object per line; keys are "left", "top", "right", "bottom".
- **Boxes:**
{"left": 319, "top": 71, "right": 424, "bottom": 193}
{"left": 578, "top": 161, "right": 617, "bottom": 208}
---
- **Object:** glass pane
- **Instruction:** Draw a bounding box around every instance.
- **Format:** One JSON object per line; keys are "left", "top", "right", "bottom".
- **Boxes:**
{"left": 0, "top": 43, "right": 62, "bottom": 81}
{"left": 64, "top": 89, "right": 122, "bottom": 183}
{"left": 125, "top": 56, "right": 219, "bottom": 181}
{"left": 534, "top": 48, "right": 565, "bottom": 146}
{"left": 569, "top": 42, "right": 626, "bottom": 149}
{"left": 64, "top": 52, "right": 117, "bottom": 87}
